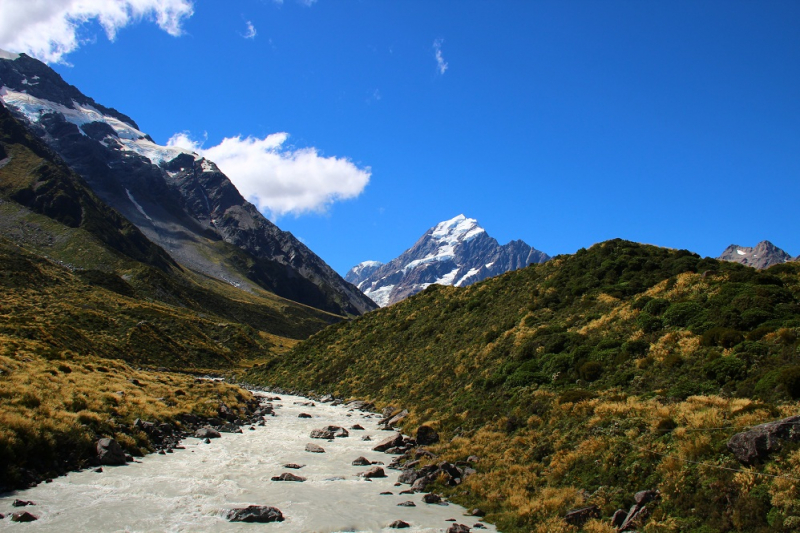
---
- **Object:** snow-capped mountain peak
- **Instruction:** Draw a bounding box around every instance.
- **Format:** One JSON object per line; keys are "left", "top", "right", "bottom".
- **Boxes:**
{"left": 719, "top": 241, "right": 794, "bottom": 270}
{"left": 345, "top": 215, "right": 549, "bottom": 307}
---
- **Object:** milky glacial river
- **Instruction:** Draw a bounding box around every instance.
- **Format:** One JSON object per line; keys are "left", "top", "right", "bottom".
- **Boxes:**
{"left": 0, "top": 393, "right": 495, "bottom": 532}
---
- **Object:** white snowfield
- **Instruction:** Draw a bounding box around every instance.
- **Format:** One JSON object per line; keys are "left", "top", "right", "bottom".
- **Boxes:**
{"left": 0, "top": 48, "right": 20, "bottom": 61}
{"left": 0, "top": 87, "right": 195, "bottom": 166}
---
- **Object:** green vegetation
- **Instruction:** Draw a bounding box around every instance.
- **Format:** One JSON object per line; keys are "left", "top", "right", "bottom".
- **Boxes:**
{"left": 248, "top": 240, "right": 800, "bottom": 532}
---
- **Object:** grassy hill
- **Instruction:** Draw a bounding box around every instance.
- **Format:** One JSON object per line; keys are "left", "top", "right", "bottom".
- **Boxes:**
{"left": 248, "top": 240, "right": 800, "bottom": 532}
{"left": 0, "top": 102, "right": 342, "bottom": 489}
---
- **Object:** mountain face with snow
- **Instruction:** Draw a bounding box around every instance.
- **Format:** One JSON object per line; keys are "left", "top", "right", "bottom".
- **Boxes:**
{"left": 346, "top": 215, "right": 550, "bottom": 306}
{"left": 0, "top": 51, "right": 376, "bottom": 316}
{"left": 718, "top": 241, "right": 794, "bottom": 270}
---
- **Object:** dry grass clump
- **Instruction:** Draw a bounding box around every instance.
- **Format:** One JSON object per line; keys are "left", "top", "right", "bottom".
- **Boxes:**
{"left": 0, "top": 340, "right": 252, "bottom": 488}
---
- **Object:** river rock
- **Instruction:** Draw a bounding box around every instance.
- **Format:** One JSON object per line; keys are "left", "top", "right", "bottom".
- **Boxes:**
{"left": 271, "top": 472, "right": 306, "bottom": 482}
{"left": 11, "top": 511, "right": 38, "bottom": 522}
{"left": 373, "top": 433, "right": 404, "bottom": 452}
{"left": 352, "top": 456, "right": 372, "bottom": 466}
{"left": 284, "top": 463, "right": 304, "bottom": 469}
{"left": 361, "top": 466, "right": 386, "bottom": 478}
{"left": 195, "top": 427, "right": 221, "bottom": 439}
{"left": 386, "top": 410, "right": 409, "bottom": 428}
{"left": 416, "top": 425, "right": 440, "bottom": 445}
{"left": 397, "top": 501, "right": 416, "bottom": 507}
{"left": 423, "top": 493, "right": 443, "bottom": 504}
{"left": 224, "top": 505, "right": 284, "bottom": 523}
{"left": 447, "top": 524, "right": 470, "bottom": 533}
{"left": 351, "top": 424, "right": 365, "bottom": 430}
{"left": 727, "top": 415, "right": 800, "bottom": 465}
{"left": 389, "top": 520, "right": 411, "bottom": 528}
{"left": 326, "top": 425, "right": 350, "bottom": 438}
{"left": 310, "top": 429, "right": 335, "bottom": 439}
{"left": 96, "top": 438, "right": 127, "bottom": 465}
{"left": 298, "top": 413, "right": 312, "bottom": 418}
{"left": 305, "top": 443, "right": 325, "bottom": 453}
{"left": 12, "top": 499, "right": 35, "bottom": 507}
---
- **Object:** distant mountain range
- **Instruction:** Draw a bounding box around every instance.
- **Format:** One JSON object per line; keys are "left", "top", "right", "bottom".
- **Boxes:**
{"left": 718, "top": 241, "right": 798, "bottom": 270}
{"left": 0, "top": 51, "right": 376, "bottom": 316}
{"left": 345, "top": 214, "right": 549, "bottom": 306}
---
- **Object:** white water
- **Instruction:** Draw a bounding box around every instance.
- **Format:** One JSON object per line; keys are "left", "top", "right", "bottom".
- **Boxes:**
{"left": 0, "top": 393, "right": 494, "bottom": 532}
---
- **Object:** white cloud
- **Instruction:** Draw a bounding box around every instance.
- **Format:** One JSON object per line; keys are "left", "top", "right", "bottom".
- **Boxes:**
{"left": 0, "top": 0, "right": 194, "bottom": 64}
{"left": 168, "top": 132, "right": 371, "bottom": 219}
{"left": 243, "top": 20, "right": 257, "bottom": 39}
{"left": 433, "top": 38, "right": 448, "bottom": 75}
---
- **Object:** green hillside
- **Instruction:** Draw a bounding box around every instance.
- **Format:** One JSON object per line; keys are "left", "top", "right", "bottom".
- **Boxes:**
{"left": 248, "top": 240, "right": 800, "bottom": 532}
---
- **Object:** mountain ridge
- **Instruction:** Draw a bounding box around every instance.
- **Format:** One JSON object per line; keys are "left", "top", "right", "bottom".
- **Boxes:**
{"left": 718, "top": 240, "right": 795, "bottom": 270}
{"left": 345, "top": 214, "right": 549, "bottom": 306}
{"left": 0, "top": 51, "right": 376, "bottom": 316}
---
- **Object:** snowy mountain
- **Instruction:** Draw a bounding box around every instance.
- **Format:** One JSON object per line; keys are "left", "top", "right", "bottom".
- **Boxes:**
{"left": 346, "top": 215, "right": 550, "bottom": 306}
{"left": 0, "top": 50, "right": 376, "bottom": 316}
{"left": 718, "top": 241, "right": 794, "bottom": 270}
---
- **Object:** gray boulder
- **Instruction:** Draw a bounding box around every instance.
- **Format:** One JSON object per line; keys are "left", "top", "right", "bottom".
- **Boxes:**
{"left": 727, "top": 415, "right": 800, "bottom": 464}
{"left": 373, "top": 433, "right": 404, "bottom": 452}
{"left": 96, "top": 438, "right": 126, "bottom": 466}
{"left": 564, "top": 505, "right": 599, "bottom": 526}
{"left": 360, "top": 466, "right": 386, "bottom": 478}
{"left": 305, "top": 443, "right": 325, "bottom": 453}
{"left": 11, "top": 511, "right": 38, "bottom": 522}
{"left": 195, "top": 427, "right": 221, "bottom": 439}
{"left": 310, "top": 429, "right": 335, "bottom": 439}
{"left": 224, "top": 505, "right": 284, "bottom": 523}
{"left": 271, "top": 473, "right": 306, "bottom": 482}
{"left": 352, "top": 456, "right": 372, "bottom": 466}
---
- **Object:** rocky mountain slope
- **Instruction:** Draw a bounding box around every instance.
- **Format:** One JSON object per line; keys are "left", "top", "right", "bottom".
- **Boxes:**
{"left": 251, "top": 240, "right": 800, "bottom": 532}
{"left": 0, "top": 51, "right": 376, "bottom": 316}
{"left": 719, "top": 240, "right": 794, "bottom": 269}
{"left": 345, "top": 214, "right": 549, "bottom": 306}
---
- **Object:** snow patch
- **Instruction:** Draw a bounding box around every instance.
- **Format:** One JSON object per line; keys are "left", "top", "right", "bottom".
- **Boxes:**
{"left": 455, "top": 267, "right": 481, "bottom": 287}
{"left": 0, "top": 49, "right": 20, "bottom": 61}
{"left": 736, "top": 249, "right": 747, "bottom": 256}
{"left": 0, "top": 88, "right": 194, "bottom": 165}
{"left": 125, "top": 189, "right": 155, "bottom": 224}
{"left": 436, "top": 267, "right": 461, "bottom": 286}
{"left": 363, "top": 284, "right": 395, "bottom": 307}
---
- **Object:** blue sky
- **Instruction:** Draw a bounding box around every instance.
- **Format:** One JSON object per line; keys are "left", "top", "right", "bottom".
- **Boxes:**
{"left": 2, "top": 1, "right": 799, "bottom": 274}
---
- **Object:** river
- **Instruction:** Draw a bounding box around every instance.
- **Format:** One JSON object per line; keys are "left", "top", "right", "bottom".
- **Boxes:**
{"left": 0, "top": 393, "right": 496, "bottom": 532}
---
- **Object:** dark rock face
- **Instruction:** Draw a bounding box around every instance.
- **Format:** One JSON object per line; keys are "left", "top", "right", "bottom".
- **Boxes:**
{"left": 96, "top": 438, "right": 126, "bottom": 466}
{"left": 415, "top": 425, "right": 440, "bottom": 446}
{"left": 346, "top": 215, "right": 549, "bottom": 306}
{"left": 224, "top": 505, "right": 284, "bottom": 523}
{"left": 727, "top": 415, "right": 800, "bottom": 464}
{"left": 0, "top": 53, "right": 377, "bottom": 317}
{"left": 718, "top": 241, "right": 793, "bottom": 270}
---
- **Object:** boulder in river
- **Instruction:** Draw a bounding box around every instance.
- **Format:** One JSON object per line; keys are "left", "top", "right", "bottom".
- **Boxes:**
{"left": 284, "top": 463, "right": 304, "bottom": 469}
{"left": 360, "top": 466, "right": 386, "bottom": 478}
{"left": 352, "top": 456, "right": 372, "bottom": 466}
{"left": 325, "top": 425, "right": 350, "bottom": 438}
{"left": 389, "top": 520, "right": 411, "bottom": 528}
{"left": 224, "top": 505, "right": 284, "bottom": 523}
{"left": 12, "top": 499, "right": 35, "bottom": 507}
{"left": 305, "top": 443, "right": 325, "bottom": 453}
{"left": 271, "top": 473, "right": 306, "bottom": 482}
{"left": 397, "top": 501, "right": 416, "bottom": 507}
{"left": 447, "top": 524, "right": 470, "bottom": 533}
{"left": 351, "top": 424, "right": 365, "bottom": 430}
{"left": 373, "top": 433, "right": 404, "bottom": 452}
{"left": 422, "top": 493, "right": 443, "bottom": 504}
{"left": 298, "top": 413, "right": 312, "bottom": 418}
{"left": 195, "top": 427, "right": 221, "bottom": 439}
{"left": 310, "top": 429, "right": 335, "bottom": 439}
{"left": 11, "top": 511, "right": 38, "bottom": 522}
{"left": 96, "top": 438, "right": 127, "bottom": 465}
